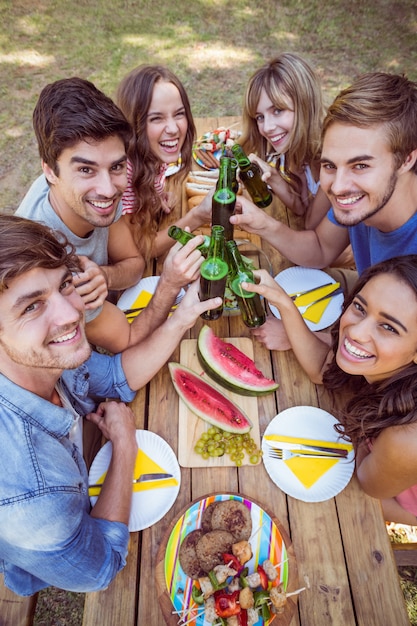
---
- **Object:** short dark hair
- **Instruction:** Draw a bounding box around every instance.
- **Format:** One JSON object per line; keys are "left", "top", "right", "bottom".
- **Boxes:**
{"left": 33, "top": 77, "right": 132, "bottom": 173}
{"left": 322, "top": 72, "right": 417, "bottom": 173}
{"left": 0, "top": 215, "right": 81, "bottom": 293}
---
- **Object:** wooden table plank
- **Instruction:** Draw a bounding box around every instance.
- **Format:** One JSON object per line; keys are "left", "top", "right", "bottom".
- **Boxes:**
{"left": 335, "top": 477, "right": 409, "bottom": 625}
{"left": 289, "top": 498, "right": 357, "bottom": 625}
{"left": 0, "top": 583, "right": 37, "bottom": 626}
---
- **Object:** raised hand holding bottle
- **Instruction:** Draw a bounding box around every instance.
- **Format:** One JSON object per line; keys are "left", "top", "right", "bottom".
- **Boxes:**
{"left": 231, "top": 144, "right": 272, "bottom": 208}
{"left": 168, "top": 225, "right": 211, "bottom": 256}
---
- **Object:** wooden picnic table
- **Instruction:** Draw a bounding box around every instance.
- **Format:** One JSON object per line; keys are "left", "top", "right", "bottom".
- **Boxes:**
{"left": 0, "top": 116, "right": 410, "bottom": 626}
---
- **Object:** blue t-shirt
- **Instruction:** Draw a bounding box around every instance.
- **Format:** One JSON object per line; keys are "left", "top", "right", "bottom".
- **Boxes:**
{"left": 327, "top": 208, "right": 417, "bottom": 274}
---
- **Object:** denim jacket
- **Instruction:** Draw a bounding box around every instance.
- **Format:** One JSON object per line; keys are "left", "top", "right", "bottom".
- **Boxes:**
{"left": 0, "top": 351, "right": 136, "bottom": 596}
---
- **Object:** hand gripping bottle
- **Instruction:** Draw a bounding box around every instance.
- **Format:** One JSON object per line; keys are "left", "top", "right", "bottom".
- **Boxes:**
{"left": 231, "top": 144, "right": 272, "bottom": 208}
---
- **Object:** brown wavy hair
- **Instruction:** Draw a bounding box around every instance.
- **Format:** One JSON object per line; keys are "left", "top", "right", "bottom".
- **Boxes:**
{"left": 0, "top": 215, "right": 81, "bottom": 293}
{"left": 240, "top": 53, "right": 324, "bottom": 200}
{"left": 323, "top": 255, "right": 417, "bottom": 447}
{"left": 322, "top": 72, "right": 417, "bottom": 175}
{"left": 116, "top": 65, "right": 196, "bottom": 259}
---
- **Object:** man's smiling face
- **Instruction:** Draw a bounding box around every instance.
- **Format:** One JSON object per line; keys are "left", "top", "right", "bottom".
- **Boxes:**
{"left": 0, "top": 266, "right": 90, "bottom": 374}
{"left": 320, "top": 123, "right": 398, "bottom": 227}
{"left": 44, "top": 135, "right": 127, "bottom": 237}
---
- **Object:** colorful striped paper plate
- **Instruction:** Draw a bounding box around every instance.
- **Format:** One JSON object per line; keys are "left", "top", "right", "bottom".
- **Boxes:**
{"left": 164, "top": 493, "right": 288, "bottom": 625}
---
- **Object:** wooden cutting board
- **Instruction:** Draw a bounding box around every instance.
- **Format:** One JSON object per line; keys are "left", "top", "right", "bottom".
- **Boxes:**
{"left": 178, "top": 338, "right": 261, "bottom": 467}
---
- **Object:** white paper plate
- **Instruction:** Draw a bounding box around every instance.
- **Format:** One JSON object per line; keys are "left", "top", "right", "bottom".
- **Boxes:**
{"left": 89, "top": 430, "right": 181, "bottom": 532}
{"left": 268, "top": 266, "right": 344, "bottom": 331}
{"left": 262, "top": 406, "right": 354, "bottom": 503}
{"left": 117, "top": 276, "right": 185, "bottom": 312}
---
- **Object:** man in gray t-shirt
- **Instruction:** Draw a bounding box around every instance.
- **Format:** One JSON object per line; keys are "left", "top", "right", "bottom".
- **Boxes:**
{"left": 17, "top": 77, "right": 201, "bottom": 354}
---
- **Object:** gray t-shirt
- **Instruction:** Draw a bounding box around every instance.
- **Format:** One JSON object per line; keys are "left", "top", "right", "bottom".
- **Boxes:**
{"left": 16, "top": 174, "right": 123, "bottom": 322}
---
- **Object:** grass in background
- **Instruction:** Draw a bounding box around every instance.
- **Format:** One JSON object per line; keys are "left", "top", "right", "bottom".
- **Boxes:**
{"left": 1, "top": 1, "right": 417, "bottom": 623}
{"left": 0, "top": 0, "right": 416, "bottom": 212}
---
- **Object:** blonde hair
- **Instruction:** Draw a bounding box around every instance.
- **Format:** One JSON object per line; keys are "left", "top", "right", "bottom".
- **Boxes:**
{"left": 241, "top": 53, "right": 324, "bottom": 171}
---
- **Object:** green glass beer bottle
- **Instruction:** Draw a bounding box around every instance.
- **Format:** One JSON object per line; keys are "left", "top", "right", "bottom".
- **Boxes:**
{"left": 231, "top": 144, "right": 272, "bottom": 208}
{"left": 212, "top": 157, "right": 236, "bottom": 241}
{"left": 199, "top": 225, "right": 229, "bottom": 321}
{"left": 167, "top": 225, "right": 211, "bottom": 256}
{"left": 226, "top": 240, "right": 266, "bottom": 328}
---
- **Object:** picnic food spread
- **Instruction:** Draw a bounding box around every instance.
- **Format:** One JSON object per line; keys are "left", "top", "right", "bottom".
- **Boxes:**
{"left": 193, "top": 127, "right": 241, "bottom": 170}
{"left": 175, "top": 499, "right": 293, "bottom": 625}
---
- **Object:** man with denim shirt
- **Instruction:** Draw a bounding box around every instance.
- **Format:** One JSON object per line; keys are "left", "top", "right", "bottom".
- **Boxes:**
{"left": 0, "top": 215, "right": 220, "bottom": 596}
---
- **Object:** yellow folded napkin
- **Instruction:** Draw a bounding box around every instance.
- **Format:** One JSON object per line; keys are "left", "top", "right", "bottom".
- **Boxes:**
{"left": 125, "top": 290, "right": 153, "bottom": 323}
{"left": 88, "top": 448, "right": 178, "bottom": 497}
{"left": 284, "top": 456, "right": 339, "bottom": 488}
{"left": 301, "top": 297, "right": 331, "bottom": 324}
{"left": 264, "top": 433, "right": 353, "bottom": 453}
{"left": 132, "top": 289, "right": 153, "bottom": 310}
{"left": 293, "top": 282, "right": 340, "bottom": 306}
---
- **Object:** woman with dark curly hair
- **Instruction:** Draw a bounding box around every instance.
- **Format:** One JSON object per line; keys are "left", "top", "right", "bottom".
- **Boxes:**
{"left": 243, "top": 255, "right": 417, "bottom": 524}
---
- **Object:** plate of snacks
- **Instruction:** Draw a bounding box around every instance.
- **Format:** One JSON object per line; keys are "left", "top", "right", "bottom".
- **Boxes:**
{"left": 155, "top": 493, "right": 301, "bottom": 626}
{"left": 193, "top": 127, "right": 241, "bottom": 170}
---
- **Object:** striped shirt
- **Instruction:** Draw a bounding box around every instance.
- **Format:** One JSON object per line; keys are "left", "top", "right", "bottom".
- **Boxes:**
{"left": 122, "top": 159, "right": 168, "bottom": 215}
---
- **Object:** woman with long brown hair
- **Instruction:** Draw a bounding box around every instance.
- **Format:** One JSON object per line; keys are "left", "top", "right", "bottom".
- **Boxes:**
{"left": 116, "top": 64, "right": 211, "bottom": 262}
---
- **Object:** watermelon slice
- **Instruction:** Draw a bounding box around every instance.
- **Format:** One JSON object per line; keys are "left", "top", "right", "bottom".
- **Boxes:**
{"left": 197, "top": 325, "right": 278, "bottom": 396}
{"left": 169, "top": 362, "right": 252, "bottom": 433}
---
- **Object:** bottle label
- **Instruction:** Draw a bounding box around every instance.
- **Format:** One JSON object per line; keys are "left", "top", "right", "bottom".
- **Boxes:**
{"left": 200, "top": 259, "right": 229, "bottom": 280}
{"left": 230, "top": 277, "right": 255, "bottom": 298}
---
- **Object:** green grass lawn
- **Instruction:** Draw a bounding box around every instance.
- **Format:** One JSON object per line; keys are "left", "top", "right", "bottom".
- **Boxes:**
{"left": 2, "top": 1, "right": 417, "bottom": 623}
{"left": 1, "top": 0, "right": 416, "bottom": 212}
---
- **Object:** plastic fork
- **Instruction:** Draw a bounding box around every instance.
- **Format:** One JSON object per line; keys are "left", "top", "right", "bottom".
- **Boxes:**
{"left": 297, "top": 287, "right": 343, "bottom": 315}
{"left": 289, "top": 282, "right": 334, "bottom": 301}
{"left": 268, "top": 448, "right": 344, "bottom": 461}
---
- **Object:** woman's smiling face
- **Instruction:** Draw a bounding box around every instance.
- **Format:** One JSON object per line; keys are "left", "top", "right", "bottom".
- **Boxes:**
{"left": 336, "top": 273, "right": 417, "bottom": 383}
{"left": 146, "top": 80, "right": 188, "bottom": 164}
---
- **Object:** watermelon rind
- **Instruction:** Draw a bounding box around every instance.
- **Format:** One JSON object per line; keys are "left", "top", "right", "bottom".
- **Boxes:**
{"left": 197, "top": 325, "right": 279, "bottom": 396}
{"left": 168, "top": 362, "right": 252, "bottom": 433}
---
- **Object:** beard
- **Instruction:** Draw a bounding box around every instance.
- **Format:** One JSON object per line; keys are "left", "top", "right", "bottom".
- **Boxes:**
{"left": 332, "top": 169, "right": 398, "bottom": 227}
{"left": 0, "top": 325, "right": 91, "bottom": 372}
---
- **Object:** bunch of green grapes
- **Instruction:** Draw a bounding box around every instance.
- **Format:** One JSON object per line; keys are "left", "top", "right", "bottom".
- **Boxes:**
{"left": 194, "top": 426, "right": 262, "bottom": 466}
